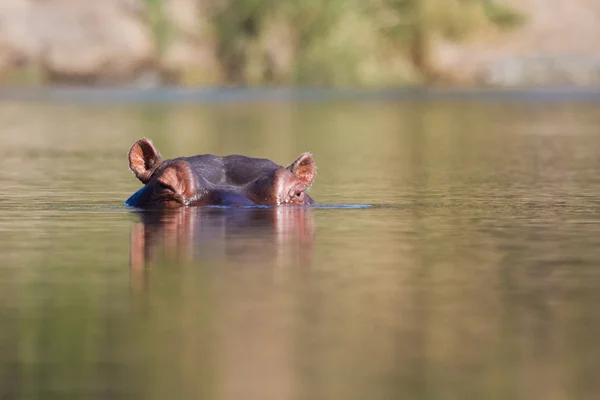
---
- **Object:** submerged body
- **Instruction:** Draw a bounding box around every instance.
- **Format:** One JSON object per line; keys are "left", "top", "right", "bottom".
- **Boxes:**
{"left": 126, "top": 138, "right": 316, "bottom": 208}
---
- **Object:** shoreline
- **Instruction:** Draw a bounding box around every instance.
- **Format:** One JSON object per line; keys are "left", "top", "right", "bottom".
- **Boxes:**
{"left": 2, "top": 86, "right": 600, "bottom": 104}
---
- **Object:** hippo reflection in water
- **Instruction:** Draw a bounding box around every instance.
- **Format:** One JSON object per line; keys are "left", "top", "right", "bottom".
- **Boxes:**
{"left": 126, "top": 138, "right": 316, "bottom": 208}
{"left": 129, "top": 207, "right": 315, "bottom": 292}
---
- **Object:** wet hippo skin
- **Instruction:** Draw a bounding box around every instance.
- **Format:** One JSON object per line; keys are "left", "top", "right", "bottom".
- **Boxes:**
{"left": 126, "top": 138, "right": 316, "bottom": 208}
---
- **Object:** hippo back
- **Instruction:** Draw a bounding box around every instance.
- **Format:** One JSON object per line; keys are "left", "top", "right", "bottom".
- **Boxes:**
{"left": 185, "top": 154, "right": 281, "bottom": 187}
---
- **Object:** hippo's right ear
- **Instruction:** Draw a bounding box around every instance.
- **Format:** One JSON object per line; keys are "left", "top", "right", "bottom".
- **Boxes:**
{"left": 287, "top": 153, "right": 316, "bottom": 188}
{"left": 128, "top": 138, "right": 163, "bottom": 184}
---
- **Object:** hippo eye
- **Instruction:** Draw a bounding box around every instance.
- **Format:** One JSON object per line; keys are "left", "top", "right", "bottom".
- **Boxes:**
{"left": 158, "top": 182, "right": 174, "bottom": 192}
{"left": 154, "top": 181, "right": 176, "bottom": 201}
{"left": 285, "top": 186, "right": 305, "bottom": 204}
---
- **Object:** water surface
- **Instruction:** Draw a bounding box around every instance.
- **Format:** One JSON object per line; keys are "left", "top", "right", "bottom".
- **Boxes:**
{"left": 1, "top": 95, "right": 600, "bottom": 399}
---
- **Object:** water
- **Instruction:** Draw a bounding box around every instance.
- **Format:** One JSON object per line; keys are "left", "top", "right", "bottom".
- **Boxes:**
{"left": 1, "top": 94, "right": 600, "bottom": 399}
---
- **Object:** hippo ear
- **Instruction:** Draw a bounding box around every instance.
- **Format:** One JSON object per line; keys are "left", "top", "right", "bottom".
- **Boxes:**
{"left": 287, "top": 153, "right": 316, "bottom": 187}
{"left": 129, "top": 138, "right": 163, "bottom": 184}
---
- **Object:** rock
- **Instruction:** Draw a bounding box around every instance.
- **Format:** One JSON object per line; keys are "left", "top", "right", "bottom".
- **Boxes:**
{"left": 477, "top": 55, "right": 600, "bottom": 86}
{"left": 0, "top": 0, "right": 156, "bottom": 84}
{"left": 161, "top": 0, "right": 222, "bottom": 85}
{"left": 258, "top": 14, "right": 297, "bottom": 83}
{"left": 433, "top": 0, "right": 600, "bottom": 86}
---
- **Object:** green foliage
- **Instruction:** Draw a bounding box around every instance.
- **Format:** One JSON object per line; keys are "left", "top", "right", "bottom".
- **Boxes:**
{"left": 144, "top": 0, "right": 524, "bottom": 86}
{"left": 144, "top": 0, "right": 170, "bottom": 55}
{"left": 482, "top": 0, "right": 525, "bottom": 28}
{"left": 210, "top": 0, "right": 422, "bottom": 86}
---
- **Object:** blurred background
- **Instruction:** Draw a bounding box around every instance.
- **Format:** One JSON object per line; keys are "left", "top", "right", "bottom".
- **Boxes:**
{"left": 3, "top": 2, "right": 600, "bottom": 400}
{"left": 1, "top": 0, "right": 599, "bottom": 88}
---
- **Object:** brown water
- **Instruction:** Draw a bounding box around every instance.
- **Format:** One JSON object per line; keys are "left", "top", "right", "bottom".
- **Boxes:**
{"left": 1, "top": 97, "right": 600, "bottom": 400}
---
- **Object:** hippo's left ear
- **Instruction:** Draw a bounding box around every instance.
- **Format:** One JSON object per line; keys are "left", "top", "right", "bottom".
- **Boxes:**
{"left": 129, "top": 138, "right": 163, "bottom": 184}
{"left": 287, "top": 153, "right": 316, "bottom": 187}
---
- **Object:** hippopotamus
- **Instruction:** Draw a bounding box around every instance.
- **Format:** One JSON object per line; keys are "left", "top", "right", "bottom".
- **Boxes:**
{"left": 126, "top": 138, "right": 316, "bottom": 208}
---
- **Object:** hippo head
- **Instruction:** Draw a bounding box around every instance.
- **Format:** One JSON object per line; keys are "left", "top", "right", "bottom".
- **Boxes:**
{"left": 126, "top": 138, "right": 316, "bottom": 208}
